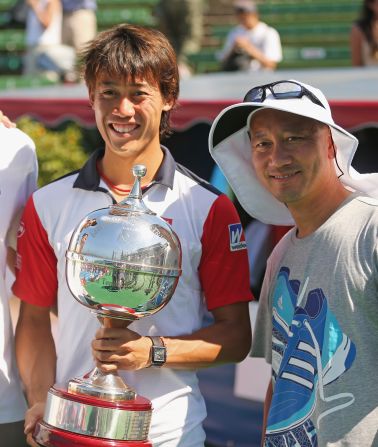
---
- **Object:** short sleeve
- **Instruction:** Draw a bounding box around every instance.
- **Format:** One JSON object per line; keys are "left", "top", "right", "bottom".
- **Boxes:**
{"left": 198, "top": 194, "right": 253, "bottom": 310}
{"left": 12, "top": 195, "right": 58, "bottom": 307}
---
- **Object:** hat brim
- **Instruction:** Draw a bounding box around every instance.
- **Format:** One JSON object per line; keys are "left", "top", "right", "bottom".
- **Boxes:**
{"left": 209, "top": 100, "right": 378, "bottom": 225}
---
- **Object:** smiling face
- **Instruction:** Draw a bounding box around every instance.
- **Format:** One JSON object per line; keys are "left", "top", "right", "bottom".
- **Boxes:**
{"left": 89, "top": 73, "right": 173, "bottom": 161}
{"left": 250, "top": 108, "right": 336, "bottom": 209}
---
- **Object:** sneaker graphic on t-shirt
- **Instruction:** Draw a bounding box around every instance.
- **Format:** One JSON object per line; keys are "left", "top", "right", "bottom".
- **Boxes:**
{"left": 265, "top": 267, "right": 356, "bottom": 446}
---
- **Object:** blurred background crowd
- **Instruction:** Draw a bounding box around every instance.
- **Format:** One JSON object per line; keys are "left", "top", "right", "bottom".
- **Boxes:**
{"left": 0, "top": 0, "right": 374, "bottom": 88}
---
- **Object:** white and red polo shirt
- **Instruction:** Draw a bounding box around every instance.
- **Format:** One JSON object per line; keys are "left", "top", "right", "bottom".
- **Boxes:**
{"left": 13, "top": 146, "right": 252, "bottom": 445}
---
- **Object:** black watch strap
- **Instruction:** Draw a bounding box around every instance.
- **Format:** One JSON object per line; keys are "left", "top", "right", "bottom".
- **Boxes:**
{"left": 148, "top": 336, "right": 166, "bottom": 367}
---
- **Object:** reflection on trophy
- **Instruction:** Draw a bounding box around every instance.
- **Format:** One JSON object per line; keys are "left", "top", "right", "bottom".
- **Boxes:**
{"left": 34, "top": 165, "right": 182, "bottom": 446}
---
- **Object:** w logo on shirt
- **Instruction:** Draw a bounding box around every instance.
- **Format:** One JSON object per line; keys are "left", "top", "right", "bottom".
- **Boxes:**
{"left": 228, "top": 223, "right": 247, "bottom": 252}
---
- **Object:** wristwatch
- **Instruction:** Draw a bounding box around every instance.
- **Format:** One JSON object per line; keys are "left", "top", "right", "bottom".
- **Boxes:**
{"left": 148, "top": 336, "right": 166, "bottom": 367}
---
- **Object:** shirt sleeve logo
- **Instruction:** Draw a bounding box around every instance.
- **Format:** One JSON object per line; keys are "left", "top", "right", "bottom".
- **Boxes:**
{"left": 228, "top": 223, "right": 247, "bottom": 251}
{"left": 17, "top": 221, "right": 25, "bottom": 238}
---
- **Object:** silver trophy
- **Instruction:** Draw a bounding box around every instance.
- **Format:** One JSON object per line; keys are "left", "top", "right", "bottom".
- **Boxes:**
{"left": 34, "top": 165, "right": 182, "bottom": 447}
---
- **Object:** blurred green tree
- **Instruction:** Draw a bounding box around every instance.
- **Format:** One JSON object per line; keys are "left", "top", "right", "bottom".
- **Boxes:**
{"left": 17, "top": 117, "right": 89, "bottom": 187}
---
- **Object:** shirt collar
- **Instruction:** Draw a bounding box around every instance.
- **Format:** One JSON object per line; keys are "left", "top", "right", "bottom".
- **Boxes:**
{"left": 73, "top": 146, "right": 175, "bottom": 191}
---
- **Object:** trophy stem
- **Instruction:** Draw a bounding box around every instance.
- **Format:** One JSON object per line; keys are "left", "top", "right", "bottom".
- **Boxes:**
{"left": 68, "top": 367, "right": 136, "bottom": 401}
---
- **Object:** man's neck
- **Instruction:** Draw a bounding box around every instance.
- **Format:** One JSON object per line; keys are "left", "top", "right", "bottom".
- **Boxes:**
{"left": 289, "top": 185, "right": 352, "bottom": 238}
{"left": 99, "top": 146, "right": 164, "bottom": 192}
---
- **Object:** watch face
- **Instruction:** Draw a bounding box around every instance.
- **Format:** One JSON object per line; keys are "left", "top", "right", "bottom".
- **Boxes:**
{"left": 153, "top": 346, "right": 166, "bottom": 364}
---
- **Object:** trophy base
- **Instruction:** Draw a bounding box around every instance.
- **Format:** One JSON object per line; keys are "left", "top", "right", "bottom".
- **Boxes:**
{"left": 34, "top": 420, "right": 152, "bottom": 446}
{"left": 34, "top": 385, "right": 152, "bottom": 446}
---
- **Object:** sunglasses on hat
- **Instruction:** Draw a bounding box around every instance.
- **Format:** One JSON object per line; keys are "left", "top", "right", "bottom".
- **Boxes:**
{"left": 243, "top": 80, "right": 325, "bottom": 109}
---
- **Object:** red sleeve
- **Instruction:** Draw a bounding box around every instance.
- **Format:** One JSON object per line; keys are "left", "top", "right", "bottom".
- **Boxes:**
{"left": 12, "top": 195, "right": 58, "bottom": 307}
{"left": 199, "top": 194, "right": 254, "bottom": 310}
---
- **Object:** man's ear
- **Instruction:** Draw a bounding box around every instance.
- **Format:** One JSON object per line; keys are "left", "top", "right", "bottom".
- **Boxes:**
{"left": 327, "top": 130, "right": 336, "bottom": 160}
{"left": 89, "top": 91, "right": 95, "bottom": 109}
{"left": 162, "top": 100, "right": 174, "bottom": 112}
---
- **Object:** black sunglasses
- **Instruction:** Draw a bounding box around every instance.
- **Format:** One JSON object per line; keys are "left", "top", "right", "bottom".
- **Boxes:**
{"left": 243, "top": 80, "right": 325, "bottom": 109}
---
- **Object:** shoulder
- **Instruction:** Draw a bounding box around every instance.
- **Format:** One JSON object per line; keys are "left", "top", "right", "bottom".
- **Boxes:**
{"left": 260, "top": 21, "right": 280, "bottom": 38}
{"left": 33, "top": 170, "right": 79, "bottom": 202}
{"left": 0, "top": 125, "right": 36, "bottom": 168}
{"left": 269, "top": 229, "right": 295, "bottom": 263}
{"left": 1, "top": 125, "right": 35, "bottom": 152}
{"left": 175, "top": 162, "right": 222, "bottom": 198}
{"left": 228, "top": 25, "right": 245, "bottom": 37}
{"left": 349, "top": 195, "right": 378, "bottom": 214}
{"left": 351, "top": 22, "right": 364, "bottom": 38}
{"left": 354, "top": 196, "right": 378, "bottom": 223}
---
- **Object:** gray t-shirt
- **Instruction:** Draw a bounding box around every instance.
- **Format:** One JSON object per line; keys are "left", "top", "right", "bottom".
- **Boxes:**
{"left": 252, "top": 194, "right": 378, "bottom": 446}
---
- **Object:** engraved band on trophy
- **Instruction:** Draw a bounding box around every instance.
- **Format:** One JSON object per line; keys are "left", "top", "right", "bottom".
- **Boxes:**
{"left": 34, "top": 165, "right": 182, "bottom": 447}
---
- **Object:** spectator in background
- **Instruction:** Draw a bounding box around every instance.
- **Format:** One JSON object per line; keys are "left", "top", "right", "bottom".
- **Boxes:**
{"left": 61, "top": 0, "right": 96, "bottom": 53}
{"left": 24, "top": 0, "right": 76, "bottom": 81}
{"left": 217, "top": 0, "right": 282, "bottom": 72}
{"left": 61, "top": 0, "right": 97, "bottom": 82}
{"left": 155, "top": 0, "right": 206, "bottom": 78}
{"left": 0, "top": 121, "right": 38, "bottom": 446}
{"left": 350, "top": 0, "right": 378, "bottom": 66}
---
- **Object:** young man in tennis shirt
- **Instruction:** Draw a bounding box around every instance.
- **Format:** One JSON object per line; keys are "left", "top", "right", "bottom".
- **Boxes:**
{"left": 14, "top": 24, "right": 253, "bottom": 447}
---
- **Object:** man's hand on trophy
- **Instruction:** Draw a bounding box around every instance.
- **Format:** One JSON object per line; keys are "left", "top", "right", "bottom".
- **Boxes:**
{"left": 92, "top": 327, "right": 153, "bottom": 372}
{"left": 24, "top": 402, "right": 45, "bottom": 447}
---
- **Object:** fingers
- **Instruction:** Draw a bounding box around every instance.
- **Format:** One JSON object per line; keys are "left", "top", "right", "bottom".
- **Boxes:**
{"left": 25, "top": 412, "right": 43, "bottom": 447}
{"left": 24, "top": 402, "right": 45, "bottom": 438}
{"left": 95, "top": 326, "right": 137, "bottom": 340}
{"left": 26, "top": 432, "right": 39, "bottom": 447}
{"left": 95, "top": 361, "right": 119, "bottom": 373}
{"left": 92, "top": 334, "right": 152, "bottom": 371}
{"left": 0, "top": 110, "right": 16, "bottom": 128}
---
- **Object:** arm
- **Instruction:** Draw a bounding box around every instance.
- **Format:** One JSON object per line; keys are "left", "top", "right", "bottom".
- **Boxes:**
{"left": 234, "top": 35, "right": 278, "bottom": 69}
{"left": 163, "top": 301, "right": 251, "bottom": 368}
{"left": 15, "top": 301, "right": 56, "bottom": 445}
{"left": 261, "top": 379, "right": 273, "bottom": 446}
{"left": 92, "top": 301, "right": 251, "bottom": 372}
{"left": 350, "top": 24, "right": 364, "bottom": 66}
{"left": 0, "top": 109, "right": 16, "bottom": 127}
{"left": 217, "top": 29, "right": 238, "bottom": 62}
{"left": 26, "top": 0, "right": 58, "bottom": 28}
{"left": 6, "top": 247, "right": 16, "bottom": 275}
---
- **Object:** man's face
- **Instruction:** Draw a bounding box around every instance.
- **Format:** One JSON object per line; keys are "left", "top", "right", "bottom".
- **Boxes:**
{"left": 89, "top": 73, "right": 172, "bottom": 159}
{"left": 250, "top": 108, "right": 335, "bottom": 208}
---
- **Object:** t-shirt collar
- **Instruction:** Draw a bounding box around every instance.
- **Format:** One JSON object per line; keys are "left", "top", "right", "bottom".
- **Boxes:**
{"left": 73, "top": 146, "right": 175, "bottom": 191}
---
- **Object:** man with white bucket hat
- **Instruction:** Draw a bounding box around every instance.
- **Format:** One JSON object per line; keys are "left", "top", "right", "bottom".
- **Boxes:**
{"left": 209, "top": 80, "right": 378, "bottom": 446}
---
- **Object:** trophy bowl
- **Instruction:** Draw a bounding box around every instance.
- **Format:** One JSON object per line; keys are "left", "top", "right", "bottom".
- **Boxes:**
{"left": 65, "top": 190, "right": 182, "bottom": 322}
{"left": 34, "top": 165, "right": 182, "bottom": 447}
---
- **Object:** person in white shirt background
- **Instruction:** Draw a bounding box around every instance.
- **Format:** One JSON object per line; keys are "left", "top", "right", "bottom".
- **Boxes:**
{"left": 218, "top": 0, "right": 282, "bottom": 72}
{"left": 23, "top": 0, "right": 75, "bottom": 81}
{"left": 0, "top": 116, "right": 38, "bottom": 446}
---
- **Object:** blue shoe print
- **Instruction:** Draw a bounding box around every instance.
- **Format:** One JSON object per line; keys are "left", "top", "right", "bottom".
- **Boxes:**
{"left": 267, "top": 283, "right": 356, "bottom": 442}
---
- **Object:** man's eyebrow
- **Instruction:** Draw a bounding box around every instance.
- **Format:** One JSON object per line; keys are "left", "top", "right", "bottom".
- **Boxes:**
{"left": 250, "top": 130, "right": 269, "bottom": 138}
{"left": 98, "top": 80, "right": 149, "bottom": 87}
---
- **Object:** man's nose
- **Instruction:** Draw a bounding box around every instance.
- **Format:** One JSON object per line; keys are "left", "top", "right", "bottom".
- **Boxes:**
{"left": 113, "top": 97, "right": 135, "bottom": 116}
{"left": 270, "top": 143, "right": 292, "bottom": 167}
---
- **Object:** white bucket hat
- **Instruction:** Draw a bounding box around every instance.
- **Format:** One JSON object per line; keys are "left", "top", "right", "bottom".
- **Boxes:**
{"left": 209, "top": 79, "right": 378, "bottom": 225}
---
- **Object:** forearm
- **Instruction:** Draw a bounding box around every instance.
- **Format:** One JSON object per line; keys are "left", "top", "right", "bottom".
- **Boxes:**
{"left": 28, "top": 0, "right": 54, "bottom": 28}
{"left": 163, "top": 302, "right": 251, "bottom": 369}
{"left": 15, "top": 302, "right": 56, "bottom": 406}
{"left": 246, "top": 44, "right": 277, "bottom": 69}
{"left": 261, "top": 379, "right": 273, "bottom": 446}
{"left": 93, "top": 302, "right": 252, "bottom": 373}
{"left": 6, "top": 247, "right": 16, "bottom": 275}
